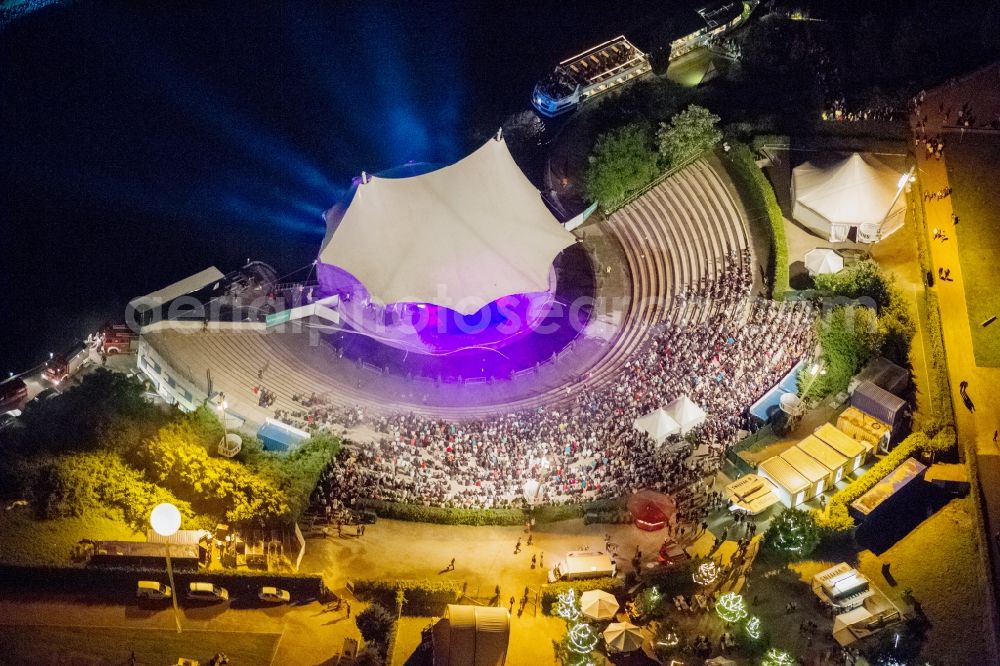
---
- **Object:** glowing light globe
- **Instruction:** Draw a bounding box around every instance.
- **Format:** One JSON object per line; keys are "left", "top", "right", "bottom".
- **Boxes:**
{"left": 150, "top": 503, "right": 181, "bottom": 537}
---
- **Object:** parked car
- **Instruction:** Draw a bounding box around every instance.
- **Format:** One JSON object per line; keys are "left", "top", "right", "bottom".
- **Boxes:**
{"left": 0, "top": 377, "right": 27, "bottom": 414}
{"left": 27, "top": 387, "right": 60, "bottom": 407}
{"left": 258, "top": 586, "right": 291, "bottom": 604}
{"left": 187, "top": 582, "right": 228, "bottom": 602}
{"left": 136, "top": 580, "right": 172, "bottom": 600}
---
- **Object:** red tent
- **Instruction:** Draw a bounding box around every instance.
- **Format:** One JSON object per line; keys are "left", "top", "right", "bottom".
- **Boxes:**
{"left": 627, "top": 490, "right": 677, "bottom": 532}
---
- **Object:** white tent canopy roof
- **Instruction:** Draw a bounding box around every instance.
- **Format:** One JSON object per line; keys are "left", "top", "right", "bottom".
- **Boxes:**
{"left": 318, "top": 136, "right": 576, "bottom": 315}
{"left": 633, "top": 408, "right": 681, "bottom": 443}
{"left": 804, "top": 248, "right": 844, "bottom": 276}
{"left": 793, "top": 153, "right": 904, "bottom": 228}
{"left": 792, "top": 153, "right": 906, "bottom": 241}
{"left": 664, "top": 395, "right": 708, "bottom": 435}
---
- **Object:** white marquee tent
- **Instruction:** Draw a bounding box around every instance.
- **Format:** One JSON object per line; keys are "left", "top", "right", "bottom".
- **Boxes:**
{"left": 633, "top": 408, "right": 681, "bottom": 443}
{"left": 319, "top": 135, "right": 576, "bottom": 315}
{"left": 664, "top": 395, "right": 708, "bottom": 435}
{"left": 792, "top": 153, "right": 906, "bottom": 243}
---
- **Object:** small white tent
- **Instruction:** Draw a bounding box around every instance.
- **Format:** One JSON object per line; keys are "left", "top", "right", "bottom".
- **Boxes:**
{"left": 633, "top": 408, "right": 681, "bottom": 443}
{"left": 664, "top": 396, "right": 707, "bottom": 435}
{"left": 792, "top": 153, "right": 906, "bottom": 243}
{"left": 804, "top": 248, "right": 844, "bottom": 276}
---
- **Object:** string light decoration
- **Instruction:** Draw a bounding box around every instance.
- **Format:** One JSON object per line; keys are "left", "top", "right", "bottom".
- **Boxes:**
{"left": 745, "top": 616, "right": 761, "bottom": 640}
{"left": 766, "top": 508, "right": 819, "bottom": 557}
{"left": 555, "top": 588, "right": 581, "bottom": 622}
{"left": 715, "top": 592, "right": 748, "bottom": 623}
{"left": 567, "top": 622, "right": 600, "bottom": 654}
{"left": 692, "top": 561, "right": 719, "bottom": 586}
{"left": 762, "top": 648, "right": 795, "bottom": 666}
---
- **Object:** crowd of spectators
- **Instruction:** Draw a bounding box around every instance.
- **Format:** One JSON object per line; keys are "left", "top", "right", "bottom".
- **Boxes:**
{"left": 303, "top": 266, "right": 814, "bottom": 513}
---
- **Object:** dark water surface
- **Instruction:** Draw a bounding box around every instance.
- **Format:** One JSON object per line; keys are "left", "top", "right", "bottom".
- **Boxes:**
{"left": 0, "top": 0, "right": 702, "bottom": 372}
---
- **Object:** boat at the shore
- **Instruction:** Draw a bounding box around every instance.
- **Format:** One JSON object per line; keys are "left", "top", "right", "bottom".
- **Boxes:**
{"left": 531, "top": 0, "right": 758, "bottom": 117}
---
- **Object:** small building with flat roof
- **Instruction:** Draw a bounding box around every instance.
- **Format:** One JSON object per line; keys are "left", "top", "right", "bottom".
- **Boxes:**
{"left": 796, "top": 435, "right": 849, "bottom": 485}
{"left": 757, "top": 457, "right": 811, "bottom": 508}
{"left": 814, "top": 423, "right": 873, "bottom": 471}
{"left": 781, "top": 445, "right": 833, "bottom": 498}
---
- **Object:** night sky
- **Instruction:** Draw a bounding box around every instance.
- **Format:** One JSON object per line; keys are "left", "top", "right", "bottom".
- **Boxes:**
{"left": 0, "top": 0, "right": 698, "bottom": 372}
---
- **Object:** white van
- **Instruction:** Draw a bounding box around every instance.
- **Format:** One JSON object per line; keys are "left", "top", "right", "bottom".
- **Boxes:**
{"left": 548, "top": 550, "right": 616, "bottom": 583}
{"left": 136, "top": 580, "right": 172, "bottom": 600}
{"left": 187, "top": 581, "right": 228, "bottom": 602}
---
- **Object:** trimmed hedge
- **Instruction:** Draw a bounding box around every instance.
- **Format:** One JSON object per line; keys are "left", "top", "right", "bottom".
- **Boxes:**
{"left": 351, "top": 578, "right": 462, "bottom": 616}
{"left": 354, "top": 498, "right": 625, "bottom": 527}
{"left": 814, "top": 432, "right": 931, "bottom": 532}
{"left": 0, "top": 564, "right": 325, "bottom": 598}
{"left": 354, "top": 499, "right": 524, "bottom": 526}
{"left": 540, "top": 577, "right": 624, "bottom": 615}
{"left": 723, "top": 142, "right": 789, "bottom": 299}
{"left": 922, "top": 290, "right": 954, "bottom": 427}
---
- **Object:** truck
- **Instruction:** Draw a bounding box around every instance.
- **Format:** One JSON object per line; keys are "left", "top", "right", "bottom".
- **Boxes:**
{"left": 548, "top": 550, "right": 616, "bottom": 583}
{"left": 43, "top": 341, "right": 90, "bottom": 385}
{"left": 99, "top": 322, "right": 138, "bottom": 355}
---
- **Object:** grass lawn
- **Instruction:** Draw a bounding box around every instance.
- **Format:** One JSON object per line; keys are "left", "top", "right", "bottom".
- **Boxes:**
{"left": 947, "top": 134, "right": 1000, "bottom": 366}
{"left": 0, "top": 511, "right": 140, "bottom": 566}
{"left": 855, "top": 498, "right": 994, "bottom": 664}
{"left": 0, "top": 624, "right": 280, "bottom": 665}
{"left": 793, "top": 499, "right": 992, "bottom": 664}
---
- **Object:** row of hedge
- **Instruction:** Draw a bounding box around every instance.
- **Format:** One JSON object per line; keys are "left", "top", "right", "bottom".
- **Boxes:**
{"left": 351, "top": 578, "right": 463, "bottom": 616}
{"left": 921, "top": 290, "right": 955, "bottom": 429}
{"left": 813, "top": 429, "right": 956, "bottom": 532}
{"left": 540, "top": 577, "right": 625, "bottom": 615}
{"left": 909, "top": 178, "right": 954, "bottom": 430}
{"left": 722, "top": 142, "right": 789, "bottom": 299}
{"left": 353, "top": 498, "right": 625, "bottom": 527}
{"left": 0, "top": 564, "right": 325, "bottom": 598}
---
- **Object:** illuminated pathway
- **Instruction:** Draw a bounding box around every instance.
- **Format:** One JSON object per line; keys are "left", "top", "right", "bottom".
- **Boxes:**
{"left": 914, "top": 68, "right": 1000, "bottom": 657}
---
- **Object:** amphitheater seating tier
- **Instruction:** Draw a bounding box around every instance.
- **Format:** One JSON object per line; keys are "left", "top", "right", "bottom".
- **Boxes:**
{"left": 144, "top": 159, "right": 752, "bottom": 422}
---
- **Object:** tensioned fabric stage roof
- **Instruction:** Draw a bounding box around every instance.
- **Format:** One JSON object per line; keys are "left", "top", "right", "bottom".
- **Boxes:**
{"left": 318, "top": 136, "right": 575, "bottom": 315}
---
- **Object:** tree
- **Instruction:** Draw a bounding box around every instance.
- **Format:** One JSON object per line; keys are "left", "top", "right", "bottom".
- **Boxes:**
{"left": 656, "top": 105, "right": 721, "bottom": 168}
{"left": 355, "top": 603, "right": 395, "bottom": 644}
{"left": 802, "top": 305, "right": 883, "bottom": 399}
{"left": 764, "top": 508, "right": 820, "bottom": 560}
{"left": 813, "top": 258, "right": 891, "bottom": 308}
{"left": 814, "top": 259, "right": 914, "bottom": 367}
{"left": 10, "top": 369, "right": 165, "bottom": 456}
{"left": 925, "top": 426, "right": 956, "bottom": 462}
{"left": 584, "top": 122, "right": 660, "bottom": 207}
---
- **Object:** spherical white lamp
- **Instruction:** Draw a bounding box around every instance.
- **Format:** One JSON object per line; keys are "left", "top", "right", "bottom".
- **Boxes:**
{"left": 150, "top": 502, "right": 181, "bottom": 537}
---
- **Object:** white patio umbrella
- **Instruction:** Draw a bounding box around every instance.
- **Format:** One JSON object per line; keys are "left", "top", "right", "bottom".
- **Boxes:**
{"left": 804, "top": 248, "right": 844, "bottom": 276}
{"left": 603, "top": 622, "right": 644, "bottom": 653}
{"left": 633, "top": 407, "right": 681, "bottom": 444}
{"left": 580, "top": 589, "right": 620, "bottom": 621}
